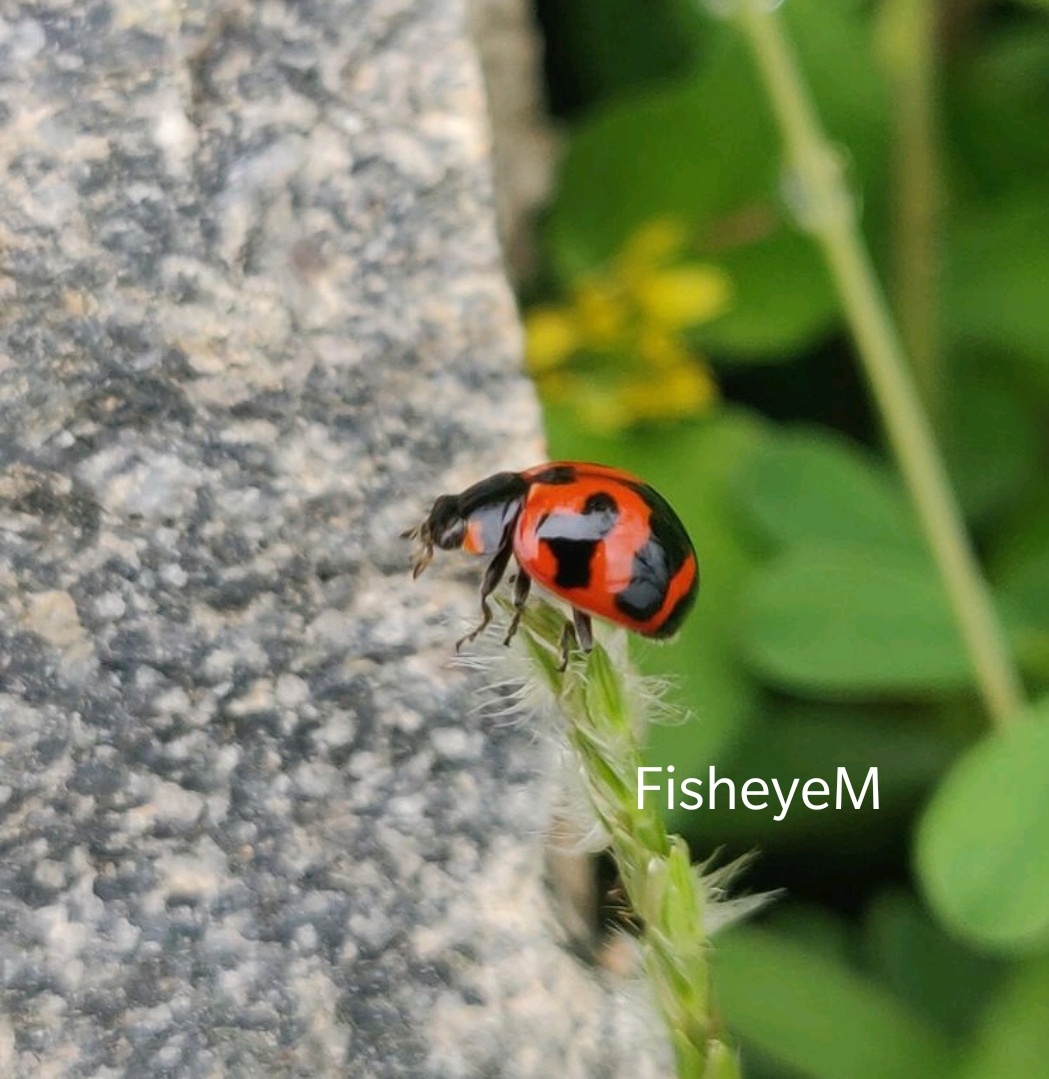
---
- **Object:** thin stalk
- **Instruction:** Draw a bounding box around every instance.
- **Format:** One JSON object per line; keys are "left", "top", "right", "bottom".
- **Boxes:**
{"left": 518, "top": 602, "right": 741, "bottom": 1079}
{"left": 733, "top": 0, "right": 1024, "bottom": 729}
{"left": 880, "top": 0, "right": 943, "bottom": 422}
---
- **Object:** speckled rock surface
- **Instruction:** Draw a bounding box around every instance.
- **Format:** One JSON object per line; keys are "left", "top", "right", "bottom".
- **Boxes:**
{"left": 0, "top": 2, "right": 667, "bottom": 1077}
{"left": 466, "top": 0, "right": 557, "bottom": 280}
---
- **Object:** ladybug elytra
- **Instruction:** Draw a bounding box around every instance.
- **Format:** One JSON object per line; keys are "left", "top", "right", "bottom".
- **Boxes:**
{"left": 404, "top": 462, "right": 698, "bottom": 662}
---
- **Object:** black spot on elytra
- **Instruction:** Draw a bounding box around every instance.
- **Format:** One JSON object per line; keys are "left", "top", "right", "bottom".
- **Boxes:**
{"left": 653, "top": 588, "right": 696, "bottom": 639}
{"left": 546, "top": 538, "right": 597, "bottom": 588}
{"left": 531, "top": 465, "right": 577, "bottom": 485}
{"left": 537, "top": 490, "right": 620, "bottom": 590}
{"left": 613, "top": 487, "right": 697, "bottom": 632}
{"left": 614, "top": 539, "right": 669, "bottom": 621}
{"left": 624, "top": 482, "right": 692, "bottom": 576}
{"left": 582, "top": 492, "right": 616, "bottom": 515}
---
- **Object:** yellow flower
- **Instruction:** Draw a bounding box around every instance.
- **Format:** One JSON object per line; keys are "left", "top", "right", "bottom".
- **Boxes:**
{"left": 523, "top": 217, "right": 732, "bottom": 430}
{"left": 635, "top": 326, "right": 687, "bottom": 370}
{"left": 615, "top": 218, "right": 689, "bottom": 283}
{"left": 632, "top": 266, "right": 732, "bottom": 328}
{"left": 621, "top": 362, "right": 718, "bottom": 422}
{"left": 524, "top": 306, "right": 579, "bottom": 373}
{"left": 573, "top": 279, "right": 626, "bottom": 345}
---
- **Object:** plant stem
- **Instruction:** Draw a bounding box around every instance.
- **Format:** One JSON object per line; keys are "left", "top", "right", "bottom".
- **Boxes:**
{"left": 518, "top": 603, "right": 740, "bottom": 1079}
{"left": 880, "top": 0, "right": 943, "bottom": 423}
{"left": 733, "top": 0, "right": 1024, "bottom": 729}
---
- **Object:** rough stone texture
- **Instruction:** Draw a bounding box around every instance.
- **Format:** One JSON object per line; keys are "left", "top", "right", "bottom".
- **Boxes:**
{"left": 0, "top": 2, "right": 666, "bottom": 1077}
{"left": 466, "top": 0, "right": 557, "bottom": 281}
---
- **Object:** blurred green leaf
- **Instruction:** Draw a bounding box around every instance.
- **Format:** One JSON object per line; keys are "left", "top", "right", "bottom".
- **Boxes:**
{"left": 916, "top": 697, "right": 1049, "bottom": 952}
{"left": 956, "top": 957, "right": 1049, "bottom": 1079}
{"left": 545, "top": 0, "right": 888, "bottom": 357}
{"left": 714, "top": 927, "right": 956, "bottom": 1079}
{"left": 539, "top": 0, "right": 709, "bottom": 112}
{"left": 944, "top": 365, "right": 1042, "bottom": 526}
{"left": 1010, "top": 0, "right": 1049, "bottom": 14}
{"left": 547, "top": 40, "right": 782, "bottom": 276}
{"left": 945, "top": 199, "right": 1049, "bottom": 390}
{"left": 994, "top": 546, "right": 1049, "bottom": 684}
{"left": 863, "top": 889, "right": 1005, "bottom": 1037}
{"left": 670, "top": 702, "right": 957, "bottom": 847}
{"left": 738, "top": 544, "right": 970, "bottom": 696}
{"left": 980, "top": 489, "right": 1049, "bottom": 682}
{"left": 731, "top": 428, "right": 921, "bottom": 553}
{"left": 947, "top": 25, "right": 1049, "bottom": 200}
{"left": 543, "top": 406, "right": 765, "bottom": 763}
{"left": 990, "top": 484, "right": 1049, "bottom": 583}
{"left": 763, "top": 902, "right": 855, "bottom": 965}
{"left": 699, "top": 220, "right": 837, "bottom": 357}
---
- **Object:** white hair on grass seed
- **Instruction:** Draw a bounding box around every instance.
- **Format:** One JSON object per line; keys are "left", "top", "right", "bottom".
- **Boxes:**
{"left": 453, "top": 605, "right": 773, "bottom": 937}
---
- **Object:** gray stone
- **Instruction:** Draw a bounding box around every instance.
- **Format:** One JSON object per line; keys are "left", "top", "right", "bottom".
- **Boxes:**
{"left": 0, "top": 1, "right": 667, "bottom": 1076}
{"left": 466, "top": 0, "right": 557, "bottom": 281}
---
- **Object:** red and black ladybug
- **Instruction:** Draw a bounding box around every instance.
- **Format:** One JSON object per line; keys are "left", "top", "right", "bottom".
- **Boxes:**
{"left": 404, "top": 462, "right": 698, "bottom": 662}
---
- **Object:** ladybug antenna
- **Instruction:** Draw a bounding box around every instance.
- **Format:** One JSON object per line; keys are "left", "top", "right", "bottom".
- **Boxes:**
{"left": 411, "top": 544, "right": 434, "bottom": 579}
{"left": 401, "top": 520, "right": 435, "bottom": 578}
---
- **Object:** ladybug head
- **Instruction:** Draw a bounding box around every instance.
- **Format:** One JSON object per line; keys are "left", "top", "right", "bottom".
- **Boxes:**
{"left": 402, "top": 495, "right": 467, "bottom": 578}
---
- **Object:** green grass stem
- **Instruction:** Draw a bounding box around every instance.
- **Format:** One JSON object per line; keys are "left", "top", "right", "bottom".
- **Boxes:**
{"left": 731, "top": 0, "right": 1025, "bottom": 730}
{"left": 518, "top": 601, "right": 741, "bottom": 1079}
{"left": 879, "top": 0, "right": 944, "bottom": 423}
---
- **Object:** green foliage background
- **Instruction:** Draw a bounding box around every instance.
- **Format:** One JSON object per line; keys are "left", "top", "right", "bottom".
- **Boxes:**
{"left": 525, "top": 2, "right": 1049, "bottom": 1076}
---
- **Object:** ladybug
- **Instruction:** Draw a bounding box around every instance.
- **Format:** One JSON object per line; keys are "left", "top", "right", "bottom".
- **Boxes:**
{"left": 404, "top": 462, "right": 698, "bottom": 663}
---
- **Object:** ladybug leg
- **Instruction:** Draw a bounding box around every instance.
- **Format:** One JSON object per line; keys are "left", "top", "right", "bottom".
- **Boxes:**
{"left": 557, "top": 622, "right": 574, "bottom": 672}
{"left": 456, "top": 539, "right": 514, "bottom": 652}
{"left": 503, "top": 569, "right": 531, "bottom": 646}
{"left": 556, "top": 610, "right": 593, "bottom": 671}
{"left": 573, "top": 609, "right": 593, "bottom": 652}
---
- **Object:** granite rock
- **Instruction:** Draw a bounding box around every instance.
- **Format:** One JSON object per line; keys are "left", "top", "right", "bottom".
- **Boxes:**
{"left": 0, "top": 2, "right": 666, "bottom": 1076}
{"left": 466, "top": 0, "right": 557, "bottom": 281}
